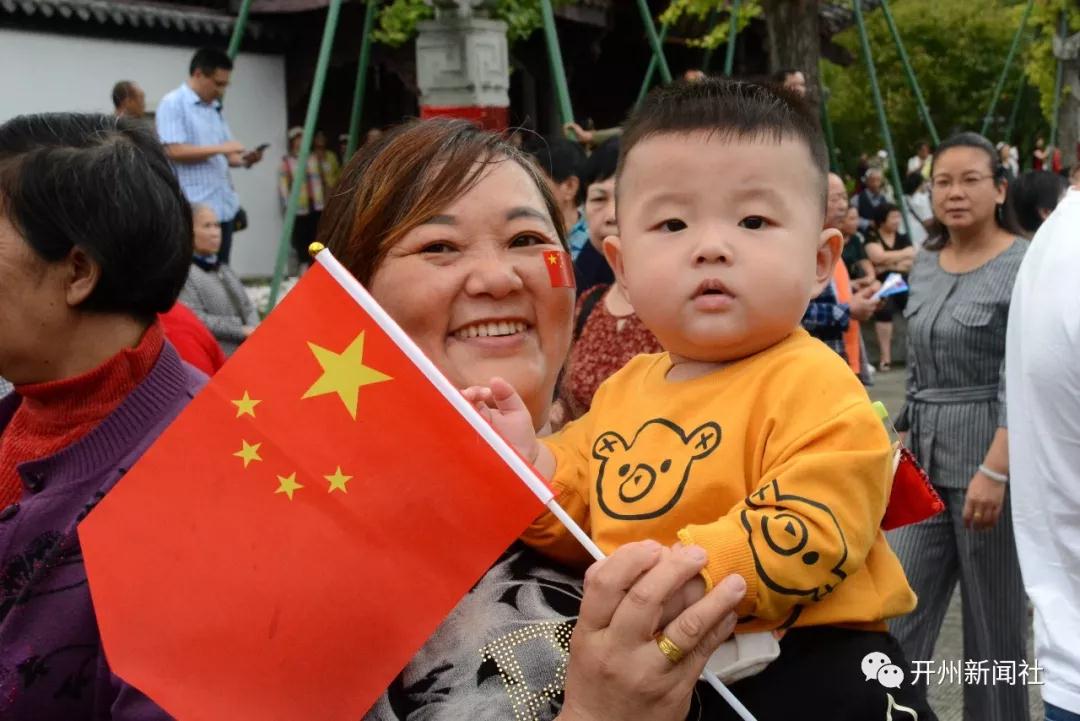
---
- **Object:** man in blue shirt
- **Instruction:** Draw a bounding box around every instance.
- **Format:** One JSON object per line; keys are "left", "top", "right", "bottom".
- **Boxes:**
{"left": 156, "top": 47, "right": 264, "bottom": 265}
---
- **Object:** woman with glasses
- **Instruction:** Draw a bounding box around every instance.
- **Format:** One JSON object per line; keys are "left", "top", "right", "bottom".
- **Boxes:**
{"left": 887, "top": 132, "right": 1028, "bottom": 721}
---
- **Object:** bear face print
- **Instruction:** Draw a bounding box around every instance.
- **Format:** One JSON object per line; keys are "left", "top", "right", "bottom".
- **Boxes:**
{"left": 592, "top": 418, "right": 721, "bottom": 521}
{"left": 740, "top": 479, "right": 849, "bottom": 602}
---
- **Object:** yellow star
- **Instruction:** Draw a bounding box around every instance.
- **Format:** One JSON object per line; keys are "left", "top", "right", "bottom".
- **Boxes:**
{"left": 547, "top": 254, "right": 558, "bottom": 265}
{"left": 232, "top": 391, "right": 260, "bottom": 418}
{"left": 325, "top": 466, "right": 352, "bottom": 494}
{"left": 233, "top": 440, "right": 262, "bottom": 468}
{"left": 301, "top": 332, "right": 392, "bottom": 419}
{"left": 275, "top": 472, "right": 303, "bottom": 500}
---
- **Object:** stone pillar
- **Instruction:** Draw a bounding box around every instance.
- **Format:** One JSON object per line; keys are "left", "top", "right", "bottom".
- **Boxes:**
{"left": 416, "top": 1, "right": 510, "bottom": 130}
{"left": 1054, "top": 31, "right": 1080, "bottom": 168}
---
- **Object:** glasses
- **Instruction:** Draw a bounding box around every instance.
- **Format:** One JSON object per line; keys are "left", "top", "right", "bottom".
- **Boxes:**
{"left": 930, "top": 174, "right": 994, "bottom": 192}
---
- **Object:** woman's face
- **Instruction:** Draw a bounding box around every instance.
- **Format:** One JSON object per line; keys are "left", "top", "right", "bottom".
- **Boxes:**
{"left": 369, "top": 160, "right": 574, "bottom": 428}
{"left": 841, "top": 207, "right": 860, "bottom": 237}
{"left": 882, "top": 210, "right": 902, "bottom": 233}
{"left": 931, "top": 147, "right": 1005, "bottom": 233}
{"left": 584, "top": 176, "right": 617, "bottom": 251}
{"left": 193, "top": 208, "right": 222, "bottom": 255}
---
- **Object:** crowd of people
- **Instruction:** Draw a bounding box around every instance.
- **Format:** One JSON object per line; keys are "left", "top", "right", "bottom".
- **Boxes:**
{"left": 0, "top": 46, "right": 1078, "bottom": 721}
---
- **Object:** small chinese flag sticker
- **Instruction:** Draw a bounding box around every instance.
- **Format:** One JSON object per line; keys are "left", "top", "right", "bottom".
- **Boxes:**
{"left": 543, "top": 249, "right": 575, "bottom": 288}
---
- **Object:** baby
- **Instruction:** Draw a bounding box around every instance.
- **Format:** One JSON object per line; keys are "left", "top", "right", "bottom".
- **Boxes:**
{"left": 467, "top": 80, "right": 917, "bottom": 695}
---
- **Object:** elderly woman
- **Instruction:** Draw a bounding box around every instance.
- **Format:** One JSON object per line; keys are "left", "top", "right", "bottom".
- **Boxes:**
{"left": 319, "top": 119, "right": 746, "bottom": 721}
{"left": 179, "top": 203, "right": 260, "bottom": 356}
{"left": 0, "top": 113, "right": 200, "bottom": 718}
{"left": 889, "top": 132, "right": 1028, "bottom": 721}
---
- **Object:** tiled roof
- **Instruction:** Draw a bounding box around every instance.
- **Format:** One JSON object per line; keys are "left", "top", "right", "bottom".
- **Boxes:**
{"left": 0, "top": 0, "right": 269, "bottom": 39}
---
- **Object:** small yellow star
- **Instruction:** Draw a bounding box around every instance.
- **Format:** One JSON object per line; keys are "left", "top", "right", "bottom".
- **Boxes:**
{"left": 547, "top": 254, "right": 558, "bottom": 265}
{"left": 233, "top": 440, "right": 262, "bottom": 468}
{"left": 275, "top": 472, "right": 303, "bottom": 500}
{"left": 301, "top": 332, "right": 392, "bottom": 420}
{"left": 325, "top": 466, "right": 352, "bottom": 494}
{"left": 232, "top": 391, "right": 260, "bottom": 418}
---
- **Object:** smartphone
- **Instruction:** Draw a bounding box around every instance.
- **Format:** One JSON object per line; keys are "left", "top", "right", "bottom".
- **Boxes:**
{"left": 253, "top": 143, "right": 270, "bottom": 153}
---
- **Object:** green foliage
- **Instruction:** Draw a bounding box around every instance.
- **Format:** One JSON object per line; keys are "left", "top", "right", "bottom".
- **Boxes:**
{"left": 373, "top": 0, "right": 571, "bottom": 47}
{"left": 1023, "top": 0, "right": 1080, "bottom": 123}
{"left": 821, "top": 0, "right": 1059, "bottom": 176}
{"left": 659, "top": 0, "right": 763, "bottom": 49}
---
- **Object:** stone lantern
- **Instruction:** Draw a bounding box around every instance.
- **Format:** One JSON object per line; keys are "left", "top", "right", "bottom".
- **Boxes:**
{"left": 416, "top": 0, "right": 510, "bottom": 130}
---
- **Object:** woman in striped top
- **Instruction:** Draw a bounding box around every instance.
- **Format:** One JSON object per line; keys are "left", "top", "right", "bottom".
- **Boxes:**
{"left": 888, "top": 132, "right": 1029, "bottom": 721}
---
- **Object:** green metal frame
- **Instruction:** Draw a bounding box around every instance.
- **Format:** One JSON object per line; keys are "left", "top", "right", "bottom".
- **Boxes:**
{"left": 540, "top": 0, "right": 575, "bottom": 129}
{"left": 701, "top": 8, "right": 720, "bottom": 72}
{"left": 723, "top": 0, "right": 742, "bottom": 77}
{"left": 636, "top": 23, "right": 670, "bottom": 109}
{"left": 345, "top": 0, "right": 379, "bottom": 160}
{"left": 634, "top": 0, "right": 672, "bottom": 84}
{"left": 853, "top": 0, "right": 911, "bottom": 238}
{"left": 1050, "top": 10, "right": 1068, "bottom": 148}
{"left": 878, "top": 0, "right": 938, "bottom": 145}
{"left": 267, "top": 0, "right": 345, "bottom": 309}
{"left": 1005, "top": 73, "right": 1026, "bottom": 144}
{"left": 981, "top": 0, "right": 1034, "bottom": 137}
{"left": 226, "top": 0, "right": 253, "bottom": 59}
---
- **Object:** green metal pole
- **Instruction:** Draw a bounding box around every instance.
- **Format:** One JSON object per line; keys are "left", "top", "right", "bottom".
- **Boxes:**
{"left": 981, "top": 0, "right": 1034, "bottom": 137}
{"left": 267, "top": 0, "right": 344, "bottom": 310}
{"left": 540, "top": 0, "right": 575, "bottom": 129}
{"left": 636, "top": 24, "right": 670, "bottom": 109}
{"left": 1050, "top": 11, "right": 1067, "bottom": 148}
{"left": 345, "top": 0, "right": 379, "bottom": 160}
{"left": 1005, "top": 74, "right": 1025, "bottom": 144}
{"left": 723, "top": 0, "right": 742, "bottom": 77}
{"left": 701, "top": 8, "right": 719, "bottom": 72}
{"left": 226, "top": 0, "right": 254, "bottom": 60}
{"left": 820, "top": 85, "right": 840, "bottom": 172}
{"left": 879, "top": 0, "right": 938, "bottom": 145}
{"left": 853, "top": 0, "right": 912, "bottom": 238}
{"left": 634, "top": 0, "right": 672, "bottom": 84}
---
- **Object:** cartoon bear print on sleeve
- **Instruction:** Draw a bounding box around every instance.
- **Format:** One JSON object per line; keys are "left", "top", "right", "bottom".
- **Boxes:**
{"left": 741, "top": 479, "right": 850, "bottom": 603}
{"left": 591, "top": 418, "right": 721, "bottom": 521}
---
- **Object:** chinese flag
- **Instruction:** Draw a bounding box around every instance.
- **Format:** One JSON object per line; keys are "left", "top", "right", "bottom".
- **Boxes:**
{"left": 544, "top": 249, "right": 575, "bottom": 288}
{"left": 79, "top": 257, "right": 549, "bottom": 720}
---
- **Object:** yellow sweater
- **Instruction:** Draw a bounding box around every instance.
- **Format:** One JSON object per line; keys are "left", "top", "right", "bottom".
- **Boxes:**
{"left": 528, "top": 329, "right": 916, "bottom": 632}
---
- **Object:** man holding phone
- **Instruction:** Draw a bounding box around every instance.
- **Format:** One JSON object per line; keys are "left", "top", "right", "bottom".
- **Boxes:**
{"left": 157, "top": 47, "right": 265, "bottom": 265}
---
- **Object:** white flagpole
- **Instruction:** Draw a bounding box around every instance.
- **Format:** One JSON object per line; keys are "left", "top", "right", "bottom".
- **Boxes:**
{"left": 312, "top": 246, "right": 757, "bottom": 721}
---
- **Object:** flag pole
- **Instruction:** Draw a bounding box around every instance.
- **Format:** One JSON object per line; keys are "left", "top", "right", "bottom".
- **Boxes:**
{"left": 310, "top": 243, "right": 757, "bottom": 721}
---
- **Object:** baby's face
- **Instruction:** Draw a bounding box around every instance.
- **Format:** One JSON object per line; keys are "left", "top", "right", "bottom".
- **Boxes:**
{"left": 606, "top": 132, "right": 837, "bottom": 363}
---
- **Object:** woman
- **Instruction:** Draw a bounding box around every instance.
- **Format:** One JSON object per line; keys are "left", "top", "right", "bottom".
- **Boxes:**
{"left": 839, "top": 205, "right": 875, "bottom": 285}
{"left": 179, "top": 204, "right": 260, "bottom": 356}
{"left": 278, "top": 126, "right": 325, "bottom": 270}
{"left": 865, "top": 203, "right": 915, "bottom": 371}
{"left": 555, "top": 137, "right": 662, "bottom": 425}
{"left": 312, "top": 129, "right": 341, "bottom": 190}
{"left": 0, "top": 113, "right": 201, "bottom": 719}
{"left": 1007, "top": 169, "right": 1068, "bottom": 238}
{"left": 888, "top": 132, "right": 1028, "bottom": 721}
{"left": 319, "top": 119, "right": 746, "bottom": 721}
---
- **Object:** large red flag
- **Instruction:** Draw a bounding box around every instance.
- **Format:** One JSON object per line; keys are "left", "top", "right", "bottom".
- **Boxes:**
{"left": 79, "top": 252, "right": 551, "bottom": 720}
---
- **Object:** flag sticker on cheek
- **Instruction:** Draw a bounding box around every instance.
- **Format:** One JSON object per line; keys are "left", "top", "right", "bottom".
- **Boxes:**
{"left": 543, "top": 250, "right": 575, "bottom": 288}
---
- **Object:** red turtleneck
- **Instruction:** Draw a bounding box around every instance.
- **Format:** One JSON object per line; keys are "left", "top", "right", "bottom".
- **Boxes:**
{"left": 0, "top": 322, "right": 164, "bottom": 508}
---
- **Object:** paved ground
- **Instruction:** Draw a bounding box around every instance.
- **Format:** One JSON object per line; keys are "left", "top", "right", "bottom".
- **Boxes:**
{"left": 869, "top": 365, "right": 1043, "bottom": 721}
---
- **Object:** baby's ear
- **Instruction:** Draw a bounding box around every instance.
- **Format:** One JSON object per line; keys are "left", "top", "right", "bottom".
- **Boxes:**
{"left": 602, "top": 235, "right": 626, "bottom": 287}
{"left": 814, "top": 228, "right": 843, "bottom": 292}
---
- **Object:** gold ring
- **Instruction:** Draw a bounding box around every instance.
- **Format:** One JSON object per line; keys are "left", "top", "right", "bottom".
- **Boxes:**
{"left": 655, "top": 633, "right": 685, "bottom": 664}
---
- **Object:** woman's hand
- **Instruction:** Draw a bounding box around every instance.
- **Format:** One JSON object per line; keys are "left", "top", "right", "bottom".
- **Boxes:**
{"left": 963, "top": 470, "right": 1006, "bottom": 531}
{"left": 564, "top": 122, "right": 595, "bottom": 145}
{"left": 557, "top": 541, "right": 746, "bottom": 721}
{"left": 462, "top": 377, "right": 542, "bottom": 464}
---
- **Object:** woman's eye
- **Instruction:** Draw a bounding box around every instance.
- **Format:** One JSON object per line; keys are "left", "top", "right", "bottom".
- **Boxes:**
{"left": 739, "top": 216, "right": 768, "bottom": 230}
{"left": 510, "top": 233, "right": 546, "bottom": 248}
{"left": 419, "top": 242, "right": 455, "bottom": 254}
{"left": 659, "top": 219, "right": 687, "bottom": 232}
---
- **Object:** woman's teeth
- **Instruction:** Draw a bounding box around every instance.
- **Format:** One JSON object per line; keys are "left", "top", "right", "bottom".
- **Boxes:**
{"left": 454, "top": 321, "right": 528, "bottom": 340}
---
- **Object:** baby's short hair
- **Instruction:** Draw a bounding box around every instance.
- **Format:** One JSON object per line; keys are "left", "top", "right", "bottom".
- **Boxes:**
{"left": 618, "top": 78, "right": 829, "bottom": 208}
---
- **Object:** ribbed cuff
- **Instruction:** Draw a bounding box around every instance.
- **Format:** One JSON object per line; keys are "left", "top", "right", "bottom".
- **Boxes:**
{"left": 678, "top": 518, "right": 759, "bottom": 617}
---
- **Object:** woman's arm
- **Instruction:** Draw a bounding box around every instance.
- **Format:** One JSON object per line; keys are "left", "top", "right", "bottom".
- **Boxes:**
{"left": 556, "top": 542, "right": 745, "bottom": 721}
{"left": 963, "top": 428, "right": 1009, "bottom": 531}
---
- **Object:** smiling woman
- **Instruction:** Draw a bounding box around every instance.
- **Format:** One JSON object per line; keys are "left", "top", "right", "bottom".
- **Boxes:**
{"left": 318, "top": 119, "right": 748, "bottom": 721}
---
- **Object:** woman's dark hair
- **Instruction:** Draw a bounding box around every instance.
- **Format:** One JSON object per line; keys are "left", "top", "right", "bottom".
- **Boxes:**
{"left": 578, "top": 137, "right": 620, "bottom": 204}
{"left": 1006, "top": 170, "right": 1067, "bottom": 236}
{"left": 924, "top": 131, "right": 1014, "bottom": 251}
{"left": 318, "top": 118, "right": 567, "bottom": 286}
{"left": 902, "top": 171, "right": 925, "bottom": 196}
{"left": 0, "top": 113, "right": 193, "bottom": 320}
{"left": 525, "top": 136, "right": 585, "bottom": 184}
{"left": 874, "top": 202, "right": 901, "bottom": 228}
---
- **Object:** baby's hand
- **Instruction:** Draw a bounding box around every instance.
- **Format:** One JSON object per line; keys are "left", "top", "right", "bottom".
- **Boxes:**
{"left": 462, "top": 377, "right": 541, "bottom": 464}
